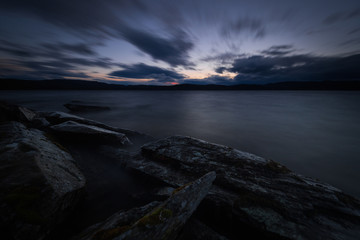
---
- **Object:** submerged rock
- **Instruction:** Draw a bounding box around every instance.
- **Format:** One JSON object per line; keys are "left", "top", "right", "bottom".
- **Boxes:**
{"left": 50, "top": 120, "right": 131, "bottom": 145}
{"left": 119, "top": 135, "right": 360, "bottom": 240}
{"left": 0, "top": 122, "right": 86, "bottom": 240}
{"left": 64, "top": 103, "right": 110, "bottom": 112}
{"left": 76, "top": 171, "right": 216, "bottom": 240}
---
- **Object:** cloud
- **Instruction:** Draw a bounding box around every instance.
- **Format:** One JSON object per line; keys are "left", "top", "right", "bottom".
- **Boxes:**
{"left": 179, "top": 75, "right": 234, "bottom": 85}
{"left": 323, "top": 8, "right": 360, "bottom": 25}
{"left": 0, "top": 0, "right": 195, "bottom": 67}
{"left": 0, "top": 39, "right": 121, "bottom": 72}
{"left": 0, "top": 59, "right": 90, "bottom": 80}
{"left": 221, "top": 17, "right": 266, "bottom": 39}
{"left": 109, "top": 63, "right": 185, "bottom": 83}
{"left": 120, "top": 27, "right": 194, "bottom": 67}
{"left": 222, "top": 53, "right": 360, "bottom": 83}
{"left": 42, "top": 42, "right": 97, "bottom": 56}
{"left": 202, "top": 52, "right": 244, "bottom": 64}
{"left": 261, "top": 45, "right": 295, "bottom": 56}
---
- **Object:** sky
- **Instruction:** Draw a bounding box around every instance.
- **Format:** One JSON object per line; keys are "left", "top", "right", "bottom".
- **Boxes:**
{"left": 0, "top": 0, "right": 359, "bottom": 85}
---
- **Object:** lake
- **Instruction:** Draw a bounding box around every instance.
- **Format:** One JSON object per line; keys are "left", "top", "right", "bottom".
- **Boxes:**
{"left": 1, "top": 90, "right": 360, "bottom": 198}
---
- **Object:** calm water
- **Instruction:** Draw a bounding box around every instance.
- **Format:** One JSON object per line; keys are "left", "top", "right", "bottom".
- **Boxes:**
{"left": 1, "top": 90, "right": 360, "bottom": 198}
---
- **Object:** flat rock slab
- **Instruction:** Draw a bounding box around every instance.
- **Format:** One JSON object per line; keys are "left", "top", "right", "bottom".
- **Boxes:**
{"left": 0, "top": 122, "right": 86, "bottom": 240}
{"left": 42, "top": 111, "right": 153, "bottom": 145}
{"left": 76, "top": 172, "right": 216, "bottom": 240}
{"left": 50, "top": 120, "right": 131, "bottom": 145}
{"left": 136, "top": 136, "right": 360, "bottom": 240}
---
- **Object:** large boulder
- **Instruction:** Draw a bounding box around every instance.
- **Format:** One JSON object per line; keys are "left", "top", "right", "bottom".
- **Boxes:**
{"left": 0, "top": 122, "right": 86, "bottom": 240}
{"left": 50, "top": 121, "right": 131, "bottom": 145}
{"left": 108, "top": 136, "right": 360, "bottom": 240}
{"left": 41, "top": 111, "right": 153, "bottom": 145}
{"left": 76, "top": 171, "right": 216, "bottom": 240}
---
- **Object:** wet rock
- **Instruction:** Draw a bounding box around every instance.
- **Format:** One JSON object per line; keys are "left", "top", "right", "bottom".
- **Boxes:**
{"left": 75, "top": 201, "right": 160, "bottom": 240}
{"left": 0, "top": 122, "right": 86, "bottom": 240}
{"left": 76, "top": 171, "right": 216, "bottom": 240}
{"left": 50, "top": 121, "right": 131, "bottom": 145}
{"left": 132, "top": 136, "right": 360, "bottom": 240}
{"left": 64, "top": 103, "right": 110, "bottom": 112}
{"left": 41, "top": 111, "right": 154, "bottom": 145}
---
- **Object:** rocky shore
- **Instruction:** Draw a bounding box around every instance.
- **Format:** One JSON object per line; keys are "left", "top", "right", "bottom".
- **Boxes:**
{"left": 1, "top": 101, "right": 360, "bottom": 240}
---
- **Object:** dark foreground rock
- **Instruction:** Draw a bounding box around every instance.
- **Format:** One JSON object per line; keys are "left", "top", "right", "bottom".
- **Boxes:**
{"left": 0, "top": 101, "right": 37, "bottom": 123}
{"left": 0, "top": 121, "right": 86, "bottom": 240}
{"left": 103, "top": 136, "right": 360, "bottom": 240}
{"left": 64, "top": 103, "right": 110, "bottom": 112}
{"left": 2, "top": 102, "right": 360, "bottom": 240}
{"left": 41, "top": 111, "right": 153, "bottom": 146}
{"left": 76, "top": 172, "right": 216, "bottom": 240}
{"left": 50, "top": 121, "right": 131, "bottom": 145}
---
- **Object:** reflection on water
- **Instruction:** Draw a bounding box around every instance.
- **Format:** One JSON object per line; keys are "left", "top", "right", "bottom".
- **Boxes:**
{"left": 1, "top": 90, "right": 360, "bottom": 197}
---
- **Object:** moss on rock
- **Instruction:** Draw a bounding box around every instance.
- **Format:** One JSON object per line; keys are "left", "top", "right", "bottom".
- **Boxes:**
{"left": 137, "top": 207, "right": 173, "bottom": 228}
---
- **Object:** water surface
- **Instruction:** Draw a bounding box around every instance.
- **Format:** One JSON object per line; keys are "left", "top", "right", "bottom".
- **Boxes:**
{"left": 1, "top": 90, "right": 360, "bottom": 197}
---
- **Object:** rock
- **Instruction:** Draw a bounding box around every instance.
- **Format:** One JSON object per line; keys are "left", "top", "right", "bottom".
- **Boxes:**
{"left": 50, "top": 121, "right": 131, "bottom": 145}
{"left": 125, "top": 136, "right": 360, "bottom": 240}
{"left": 41, "top": 111, "right": 154, "bottom": 145}
{"left": 155, "top": 187, "right": 176, "bottom": 198}
{"left": 0, "top": 101, "right": 37, "bottom": 123}
{"left": 64, "top": 103, "right": 110, "bottom": 112}
{"left": 75, "top": 171, "right": 216, "bottom": 240}
{"left": 0, "top": 122, "right": 86, "bottom": 240}
{"left": 75, "top": 201, "right": 160, "bottom": 240}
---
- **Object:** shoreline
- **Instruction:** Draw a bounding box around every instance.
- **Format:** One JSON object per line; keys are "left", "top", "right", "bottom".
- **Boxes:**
{"left": 1, "top": 101, "right": 360, "bottom": 240}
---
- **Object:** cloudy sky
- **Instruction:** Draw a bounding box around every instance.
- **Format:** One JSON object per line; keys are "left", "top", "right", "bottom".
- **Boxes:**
{"left": 0, "top": 0, "right": 359, "bottom": 85}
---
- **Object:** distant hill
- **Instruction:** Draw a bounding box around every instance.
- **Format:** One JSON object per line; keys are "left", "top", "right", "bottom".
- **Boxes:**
{"left": 0, "top": 79, "right": 360, "bottom": 90}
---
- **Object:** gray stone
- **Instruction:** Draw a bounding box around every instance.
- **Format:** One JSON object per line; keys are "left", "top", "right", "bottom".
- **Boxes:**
{"left": 75, "top": 201, "right": 160, "bottom": 240}
{"left": 0, "top": 122, "right": 86, "bottom": 240}
{"left": 50, "top": 121, "right": 131, "bottom": 145}
{"left": 41, "top": 111, "right": 154, "bottom": 145}
{"left": 133, "top": 136, "right": 360, "bottom": 240}
{"left": 76, "top": 171, "right": 216, "bottom": 240}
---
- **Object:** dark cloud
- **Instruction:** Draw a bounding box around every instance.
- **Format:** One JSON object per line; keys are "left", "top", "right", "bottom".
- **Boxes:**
{"left": 323, "top": 8, "right": 360, "bottom": 25}
{"left": 0, "top": 40, "right": 121, "bottom": 73}
{"left": 109, "top": 63, "right": 185, "bottom": 83}
{"left": 0, "top": 0, "right": 124, "bottom": 37}
{"left": 202, "top": 52, "right": 244, "bottom": 64}
{"left": 215, "top": 67, "right": 227, "bottom": 74}
{"left": 0, "top": 60, "right": 90, "bottom": 80}
{"left": 223, "top": 54, "right": 360, "bottom": 83}
{"left": 42, "top": 42, "right": 97, "bottom": 56}
{"left": 0, "top": 0, "right": 194, "bottom": 67}
{"left": 179, "top": 75, "right": 234, "bottom": 85}
{"left": 261, "top": 45, "right": 295, "bottom": 56}
{"left": 120, "top": 27, "right": 194, "bottom": 67}
{"left": 221, "top": 17, "right": 266, "bottom": 39}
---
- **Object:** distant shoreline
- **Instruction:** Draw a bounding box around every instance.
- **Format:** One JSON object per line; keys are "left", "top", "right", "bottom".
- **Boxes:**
{"left": 1, "top": 79, "right": 360, "bottom": 90}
